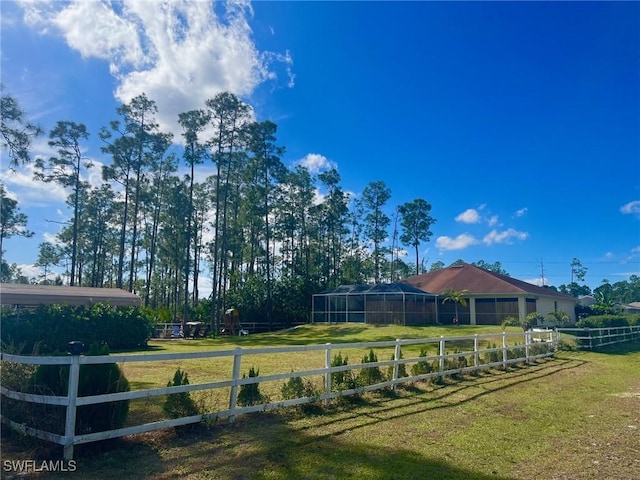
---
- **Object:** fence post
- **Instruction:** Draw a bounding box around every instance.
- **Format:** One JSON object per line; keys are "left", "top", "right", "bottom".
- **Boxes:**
{"left": 324, "top": 343, "right": 332, "bottom": 404}
{"left": 392, "top": 339, "right": 402, "bottom": 390}
{"left": 473, "top": 334, "right": 480, "bottom": 371}
{"left": 228, "top": 347, "right": 242, "bottom": 423}
{"left": 525, "top": 330, "right": 531, "bottom": 364}
{"left": 502, "top": 332, "right": 508, "bottom": 370}
{"left": 63, "top": 347, "right": 82, "bottom": 461}
{"left": 439, "top": 336, "right": 446, "bottom": 375}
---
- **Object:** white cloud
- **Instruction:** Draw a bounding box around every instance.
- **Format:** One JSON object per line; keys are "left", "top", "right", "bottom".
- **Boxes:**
{"left": 297, "top": 153, "right": 337, "bottom": 174}
{"left": 15, "top": 263, "right": 41, "bottom": 280}
{"left": 436, "top": 234, "right": 478, "bottom": 251}
{"left": 487, "top": 215, "right": 499, "bottom": 227}
{"left": 483, "top": 228, "right": 528, "bottom": 245}
{"left": 523, "top": 276, "right": 546, "bottom": 287}
{"left": 620, "top": 200, "right": 640, "bottom": 216}
{"left": 42, "top": 232, "right": 60, "bottom": 244}
{"left": 53, "top": 1, "right": 144, "bottom": 68}
{"left": 0, "top": 164, "right": 68, "bottom": 207}
{"left": 18, "top": 0, "right": 294, "bottom": 139}
{"left": 455, "top": 209, "right": 480, "bottom": 224}
{"left": 514, "top": 207, "right": 528, "bottom": 217}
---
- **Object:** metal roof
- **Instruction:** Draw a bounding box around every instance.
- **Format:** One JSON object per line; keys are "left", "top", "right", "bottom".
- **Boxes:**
{"left": 319, "top": 283, "right": 437, "bottom": 296}
{"left": 0, "top": 283, "right": 142, "bottom": 307}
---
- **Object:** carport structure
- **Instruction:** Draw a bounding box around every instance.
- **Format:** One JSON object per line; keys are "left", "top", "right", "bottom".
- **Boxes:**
{"left": 312, "top": 283, "right": 438, "bottom": 326}
{"left": 0, "top": 283, "right": 141, "bottom": 308}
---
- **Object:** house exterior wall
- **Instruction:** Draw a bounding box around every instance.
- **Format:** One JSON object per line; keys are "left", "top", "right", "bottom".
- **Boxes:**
{"left": 463, "top": 294, "right": 576, "bottom": 326}
{"left": 536, "top": 296, "right": 577, "bottom": 323}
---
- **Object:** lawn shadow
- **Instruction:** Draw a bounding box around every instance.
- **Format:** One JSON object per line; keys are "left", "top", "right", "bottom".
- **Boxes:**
{"left": 1, "top": 356, "right": 587, "bottom": 480}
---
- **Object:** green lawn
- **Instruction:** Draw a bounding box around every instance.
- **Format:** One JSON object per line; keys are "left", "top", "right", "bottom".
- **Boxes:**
{"left": 3, "top": 324, "right": 639, "bottom": 480}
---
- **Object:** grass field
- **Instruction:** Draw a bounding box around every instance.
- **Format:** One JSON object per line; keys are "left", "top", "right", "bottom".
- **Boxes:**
{"left": 2, "top": 324, "right": 639, "bottom": 479}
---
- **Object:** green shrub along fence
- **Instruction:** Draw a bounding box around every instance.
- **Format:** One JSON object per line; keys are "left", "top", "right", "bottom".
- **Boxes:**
{"left": 1, "top": 304, "right": 154, "bottom": 353}
{"left": 575, "top": 314, "right": 640, "bottom": 329}
{"left": 1, "top": 330, "right": 559, "bottom": 460}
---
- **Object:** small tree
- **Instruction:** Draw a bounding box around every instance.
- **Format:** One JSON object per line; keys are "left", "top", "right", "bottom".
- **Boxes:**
{"left": 163, "top": 368, "right": 199, "bottom": 419}
{"left": 237, "top": 367, "right": 265, "bottom": 407}
{"left": 357, "top": 349, "right": 384, "bottom": 386}
{"left": 281, "top": 374, "right": 305, "bottom": 400}
{"left": 411, "top": 347, "right": 432, "bottom": 377}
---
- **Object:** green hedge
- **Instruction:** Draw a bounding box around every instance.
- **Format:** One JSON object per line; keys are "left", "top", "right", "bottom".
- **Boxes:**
{"left": 1, "top": 303, "right": 153, "bottom": 354}
{"left": 575, "top": 314, "right": 631, "bottom": 329}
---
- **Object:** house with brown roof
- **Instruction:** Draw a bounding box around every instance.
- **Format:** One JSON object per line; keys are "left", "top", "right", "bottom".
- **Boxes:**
{"left": 403, "top": 263, "right": 577, "bottom": 326}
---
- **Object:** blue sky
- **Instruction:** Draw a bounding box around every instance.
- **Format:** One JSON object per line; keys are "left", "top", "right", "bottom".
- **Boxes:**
{"left": 1, "top": 0, "right": 639, "bottom": 292}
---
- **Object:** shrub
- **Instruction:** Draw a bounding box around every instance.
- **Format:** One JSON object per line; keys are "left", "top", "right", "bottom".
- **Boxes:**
{"left": 331, "top": 352, "right": 357, "bottom": 391}
{"left": 0, "top": 341, "right": 42, "bottom": 432}
{"left": 526, "top": 312, "right": 545, "bottom": 327}
{"left": 501, "top": 316, "right": 520, "bottom": 328}
{"left": 281, "top": 374, "right": 305, "bottom": 400}
{"left": 281, "top": 375, "right": 322, "bottom": 413}
{"left": 506, "top": 344, "right": 526, "bottom": 362}
{"left": 28, "top": 342, "right": 130, "bottom": 435}
{"left": 576, "top": 315, "right": 630, "bottom": 329}
{"left": 357, "top": 349, "right": 384, "bottom": 387}
{"left": 330, "top": 352, "right": 360, "bottom": 404}
{"left": 483, "top": 342, "right": 501, "bottom": 365}
{"left": 628, "top": 314, "right": 640, "bottom": 326}
{"left": 163, "top": 368, "right": 199, "bottom": 419}
{"left": 530, "top": 342, "right": 554, "bottom": 356}
{"left": 1, "top": 304, "right": 153, "bottom": 354}
{"left": 410, "top": 347, "right": 431, "bottom": 377}
{"left": 387, "top": 350, "right": 408, "bottom": 381}
{"left": 237, "top": 367, "right": 265, "bottom": 407}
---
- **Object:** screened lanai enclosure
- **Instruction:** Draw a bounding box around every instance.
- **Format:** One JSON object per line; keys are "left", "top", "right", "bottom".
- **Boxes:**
{"left": 312, "top": 284, "right": 438, "bottom": 326}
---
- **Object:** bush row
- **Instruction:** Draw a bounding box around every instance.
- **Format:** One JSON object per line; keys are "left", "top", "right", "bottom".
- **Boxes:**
{"left": 1, "top": 303, "right": 154, "bottom": 354}
{"left": 575, "top": 314, "right": 640, "bottom": 329}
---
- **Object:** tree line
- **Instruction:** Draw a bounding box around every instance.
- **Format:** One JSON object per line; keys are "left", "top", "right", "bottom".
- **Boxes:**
{"left": 1, "top": 91, "right": 436, "bottom": 328}
{"left": 2, "top": 91, "right": 638, "bottom": 328}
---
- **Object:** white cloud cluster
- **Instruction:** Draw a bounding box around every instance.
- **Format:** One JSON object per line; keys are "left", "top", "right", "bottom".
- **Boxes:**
{"left": 442, "top": 204, "right": 528, "bottom": 252}
{"left": 454, "top": 206, "right": 500, "bottom": 227}
{"left": 483, "top": 228, "right": 528, "bottom": 245}
{"left": 18, "top": 0, "right": 293, "bottom": 138}
{"left": 436, "top": 234, "right": 478, "bottom": 251}
{"left": 0, "top": 163, "right": 67, "bottom": 207}
{"left": 297, "top": 153, "right": 337, "bottom": 174}
{"left": 620, "top": 200, "right": 640, "bottom": 216}
{"left": 455, "top": 208, "right": 480, "bottom": 224}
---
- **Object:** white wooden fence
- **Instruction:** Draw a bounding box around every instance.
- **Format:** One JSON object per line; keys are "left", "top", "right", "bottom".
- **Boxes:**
{"left": 557, "top": 325, "right": 640, "bottom": 349}
{"left": 1, "top": 329, "right": 559, "bottom": 460}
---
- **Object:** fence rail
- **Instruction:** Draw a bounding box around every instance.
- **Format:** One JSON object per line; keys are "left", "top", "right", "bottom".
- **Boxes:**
{"left": 2, "top": 329, "right": 560, "bottom": 460}
{"left": 557, "top": 325, "right": 640, "bottom": 349}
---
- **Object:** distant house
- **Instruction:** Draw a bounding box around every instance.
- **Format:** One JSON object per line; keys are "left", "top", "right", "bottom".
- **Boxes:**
{"left": 621, "top": 302, "right": 640, "bottom": 314}
{"left": 0, "top": 283, "right": 141, "bottom": 308}
{"left": 403, "top": 263, "right": 577, "bottom": 326}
